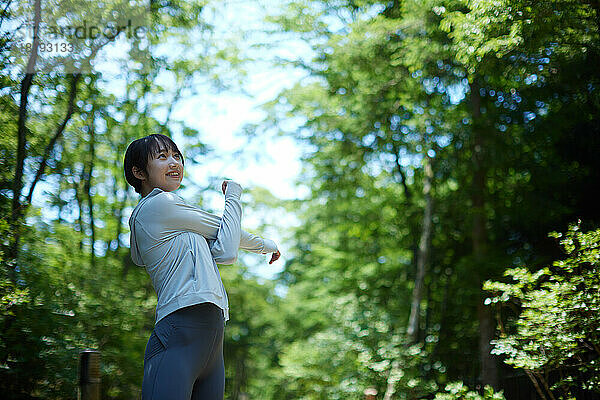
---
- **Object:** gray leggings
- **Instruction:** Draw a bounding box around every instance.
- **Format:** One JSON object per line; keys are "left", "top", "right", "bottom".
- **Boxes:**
{"left": 142, "top": 303, "right": 225, "bottom": 400}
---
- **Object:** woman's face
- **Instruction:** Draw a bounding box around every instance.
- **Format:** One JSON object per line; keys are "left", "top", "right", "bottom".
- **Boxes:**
{"left": 138, "top": 147, "right": 184, "bottom": 195}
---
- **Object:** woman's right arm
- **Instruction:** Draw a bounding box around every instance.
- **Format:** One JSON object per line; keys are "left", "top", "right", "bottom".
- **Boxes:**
{"left": 207, "top": 181, "right": 242, "bottom": 264}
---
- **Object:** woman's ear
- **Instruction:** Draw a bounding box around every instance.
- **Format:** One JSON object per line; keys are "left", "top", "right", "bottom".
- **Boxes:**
{"left": 132, "top": 166, "right": 146, "bottom": 181}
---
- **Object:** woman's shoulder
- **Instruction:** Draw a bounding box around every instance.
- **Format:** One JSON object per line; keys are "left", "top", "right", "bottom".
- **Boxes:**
{"left": 133, "top": 189, "right": 177, "bottom": 215}
{"left": 155, "top": 189, "right": 184, "bottom": 202}
{"left": 143, "top": 188, "right": 181, "bottom": 201}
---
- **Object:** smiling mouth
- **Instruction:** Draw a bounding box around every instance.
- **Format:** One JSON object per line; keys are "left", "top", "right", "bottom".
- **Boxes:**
{"left": 166, "top": 172, "right": 181, "bottom": 178}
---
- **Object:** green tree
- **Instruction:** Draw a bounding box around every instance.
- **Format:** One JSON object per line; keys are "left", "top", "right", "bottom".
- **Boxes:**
{"left": 0, "top": 0, "right": 249, "bottom": 397}
{"left": 262, "top": 0, "right": 600, "bottom": 396}
{"left": 485, "top": 223, "right": 600, "bottom": 399}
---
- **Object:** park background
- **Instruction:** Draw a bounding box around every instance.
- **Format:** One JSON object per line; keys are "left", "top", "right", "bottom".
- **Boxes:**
{"left": 1, "top": 0, "right": 600, "bottom": 399}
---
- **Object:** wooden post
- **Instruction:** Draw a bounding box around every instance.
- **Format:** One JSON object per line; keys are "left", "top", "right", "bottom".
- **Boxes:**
{"left": 78, "top": 349, "right": 101, "bottom": 400}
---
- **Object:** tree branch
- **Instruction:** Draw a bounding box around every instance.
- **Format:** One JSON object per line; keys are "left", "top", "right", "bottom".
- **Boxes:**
{"left": 25, "top": 73, "right": 81, "bottom": 205}
{"left": 525, "top": 369, "right": 548, "bottom": 400}
{"left": 537, "top": 370, "right": 557, "bottom": 400}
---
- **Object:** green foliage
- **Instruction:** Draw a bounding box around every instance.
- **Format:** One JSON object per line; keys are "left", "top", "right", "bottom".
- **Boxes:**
{"left": 485, "top": 224, "right": 600, "bottom": 394}
{"left": 0, "top": 213, "right": 155, "bottom": 398}
{"left": 0, "top": 220, "right": 30, "bottom": 317}
{"left": 434, "top": 382, "right": 505, "bottom": 400}
{"left": 278, "top": 328, "right": 364, "bottom": 399}
{"left": 0, "top": 278, "right": 29, "bottom": 316}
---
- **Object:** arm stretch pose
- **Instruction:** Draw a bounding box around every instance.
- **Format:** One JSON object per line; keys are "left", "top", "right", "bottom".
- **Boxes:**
{"left": 123, "top": 134, "right": 280, "bottom": 400}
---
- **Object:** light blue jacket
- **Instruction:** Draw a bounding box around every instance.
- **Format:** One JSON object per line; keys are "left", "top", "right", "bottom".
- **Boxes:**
{"left": 128, "top": 182, "right": 277, "bottom": 323}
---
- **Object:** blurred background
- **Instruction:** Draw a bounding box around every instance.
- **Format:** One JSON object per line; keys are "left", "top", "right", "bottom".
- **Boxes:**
{"left": 1, "top": 0, "right": 600, "bottom": 398}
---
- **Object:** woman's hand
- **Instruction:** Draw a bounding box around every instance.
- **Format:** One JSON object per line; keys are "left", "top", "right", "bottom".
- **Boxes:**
{"left": 221, "top": 181, "right": 228, "bottom": 195}
{"left": 269, "top": 250, "right": 281, "bottom": 264}
{"left": 222, "top": 180, "right": 242, "bottom": 196}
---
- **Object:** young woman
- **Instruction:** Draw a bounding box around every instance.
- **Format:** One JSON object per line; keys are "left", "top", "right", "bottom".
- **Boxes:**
{"left": 123, "top": 134, "right": 280, "bottom": 400}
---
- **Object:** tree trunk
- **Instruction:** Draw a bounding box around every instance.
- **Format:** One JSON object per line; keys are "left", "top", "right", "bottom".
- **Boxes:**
{"left": 113, "top": 178, "right": 123, "bottom": 251}
{"left": 9, "top": 0, "right": 42, "bottom": 267}
{"left": 407, "top": 153, "right": 433, "bottom": 343}
{"left": 119, "top": 178, "right": 132, "bottom": 276}
{"left": 74, "top": 177, "right": 86, "bottom": 251}
{"left": 424, "top": 277, "right": 432, "bottom": 345}
{"left": 525, "top": 369, "right": 549, "bottom": 400}
{"left": 85, "top": 111, "right": 96, "bottom": 268}
{"left": 470, "top": 80, "right": 498, "bottom": 388}
{"left": 392, "top": 142, "right": 412, "bottom": 202}
{"left": 478, "top": 301, "right": 497, "bottom": 386}
{"left": 384, "top": 152, "right": 434, "bottom": 400}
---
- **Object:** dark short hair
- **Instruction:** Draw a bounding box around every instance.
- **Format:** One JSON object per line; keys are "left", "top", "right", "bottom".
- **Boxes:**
{"left": 123, "top": 134, "right": 185, "bottom": 194}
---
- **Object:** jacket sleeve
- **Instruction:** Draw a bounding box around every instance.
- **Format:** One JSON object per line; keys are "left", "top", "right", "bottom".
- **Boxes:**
{"left": 208, "top": 182, "right": 242, "bottom": 265}
{"left": 147, "top": 186, "right": 276, "bottom": 256}
{"left": 239, "top": 231, "right": 279, "bottom": 254}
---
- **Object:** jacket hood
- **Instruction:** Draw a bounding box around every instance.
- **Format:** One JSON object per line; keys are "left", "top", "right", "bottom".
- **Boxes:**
{"left": 129, "top": 188, "right": 163, "bottom": 266}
